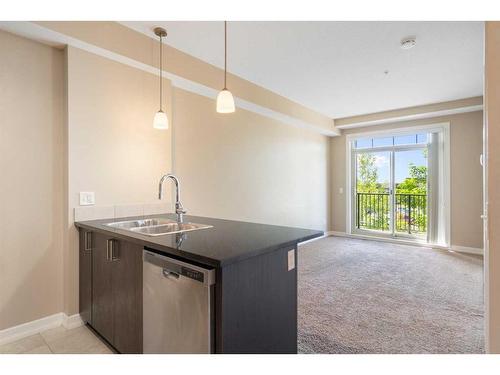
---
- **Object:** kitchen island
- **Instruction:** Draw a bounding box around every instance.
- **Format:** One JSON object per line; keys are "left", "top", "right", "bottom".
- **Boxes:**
{"left": 76, "top": 214, "right": 323, "bottom": 354}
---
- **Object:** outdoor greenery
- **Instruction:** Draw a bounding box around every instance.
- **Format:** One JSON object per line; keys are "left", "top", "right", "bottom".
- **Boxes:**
{"left": 357, "top": 153, "right": 381, "bottom": 192}
{"left": 356, "top": 153, "right": 427, "bottom": 234}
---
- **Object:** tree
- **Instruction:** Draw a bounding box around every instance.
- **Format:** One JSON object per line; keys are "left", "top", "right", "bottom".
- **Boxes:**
{"left": 357, "top": 153, "right": 378, "bottom": 192}
{"left": 395, "top": 163, "right": 428, "bottom": 233}
{"left": 396, "top": 164, "right": 427, "bottom": 194}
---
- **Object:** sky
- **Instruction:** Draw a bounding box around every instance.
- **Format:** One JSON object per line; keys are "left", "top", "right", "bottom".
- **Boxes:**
{"left": 355, "top": 133, "right": 428, "bottom": 184}
{"left": 370, "top": 149, "right": 427, "bottom": 184}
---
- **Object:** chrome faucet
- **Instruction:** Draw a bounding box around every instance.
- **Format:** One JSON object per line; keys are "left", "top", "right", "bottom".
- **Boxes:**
{"left": 158, "top": 174, "right": 187, "bottom": 223}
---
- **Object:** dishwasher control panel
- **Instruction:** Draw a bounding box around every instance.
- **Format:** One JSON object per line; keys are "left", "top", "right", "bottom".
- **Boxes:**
{"left": 181, "top": 267, "right": 204, "bottom": 282}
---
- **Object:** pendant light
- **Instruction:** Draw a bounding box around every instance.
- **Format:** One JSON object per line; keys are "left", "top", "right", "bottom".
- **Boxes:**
{"left": 153, "top": 27, "right": 169, "bottom": 129}
{"left": 216, "top": 21, "right": 235, "bottom": 113}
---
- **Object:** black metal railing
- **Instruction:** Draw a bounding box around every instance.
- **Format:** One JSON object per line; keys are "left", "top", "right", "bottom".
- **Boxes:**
{"left": 356, "top": 192, "right": 427, "bottom": 234}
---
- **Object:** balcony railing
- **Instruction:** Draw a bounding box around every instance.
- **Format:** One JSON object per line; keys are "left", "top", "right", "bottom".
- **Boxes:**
{"left": 356, "top": 192, "right": 427, "bottom": 234}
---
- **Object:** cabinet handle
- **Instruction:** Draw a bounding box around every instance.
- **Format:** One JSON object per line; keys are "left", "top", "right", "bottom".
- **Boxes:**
{"left": 84, "top": 232, "right": 92, "bottom": 252}
{"left": 106, "top": 239, "right": 112, "bottom": 261}
{"left": 107, "top": 239, "right": 119, "bottom": 262}
{"left": 111, "top": 240, "right": 119, "bottom": 261}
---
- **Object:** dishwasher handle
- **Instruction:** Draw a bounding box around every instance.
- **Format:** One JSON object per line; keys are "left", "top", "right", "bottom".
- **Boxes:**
{"left": 143, "top": 250, "right": 215, "bottom": 286}
{"left": 162, "top": 268, "right": 180, "bottom": 279}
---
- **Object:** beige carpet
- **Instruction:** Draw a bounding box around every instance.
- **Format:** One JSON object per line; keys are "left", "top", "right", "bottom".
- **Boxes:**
{"left": 297, "top": 236, "right": 484, "bottom": 354}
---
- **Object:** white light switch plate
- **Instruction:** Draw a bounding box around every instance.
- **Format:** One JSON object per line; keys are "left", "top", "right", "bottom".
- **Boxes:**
{"left": 79, "top": 192, "right": 95, "bottom": 206}
{"left": 287, "top": 249, "right": 295, "bottom": 271}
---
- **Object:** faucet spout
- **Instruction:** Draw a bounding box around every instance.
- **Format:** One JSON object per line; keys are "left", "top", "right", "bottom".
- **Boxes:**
{"left": 158, "top": 174, "right": 187, "bottom": 222}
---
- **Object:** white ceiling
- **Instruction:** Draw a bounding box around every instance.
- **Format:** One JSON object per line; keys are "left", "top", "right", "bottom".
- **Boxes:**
{"left": 122, "top": 21, "right": 484, "bottom": 119}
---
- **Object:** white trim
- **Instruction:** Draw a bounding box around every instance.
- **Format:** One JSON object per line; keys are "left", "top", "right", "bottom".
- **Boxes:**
{"left": 297, "top": 231, "right": 336, "bottom": 245}
{"left": 450, "top": 245, "right": 484, "bottom": 256}
{"left": 331, "top": 231, "right": 430, "bottom": 247}
{"left": 329, "top": 231, "right": 350, "bottom": 237}
{"left": 0, "top": 313, "right": 83, "bottom": 346}
{"left": 62, "top": 314, "right": 84, "bottom": 330}
{"left": 482, "top": 22, "right": 489, "bottom": 350}
{"left": 345, "top": 122, "right": 451, "bottom": 247}
{"left": 345, "top": 139, "right": 353, "bottom": 235}
{"left": 345, "top": 122, "right": 451, "bottom": 140}
{"left": 0, "top": 21, "right": 338, "bottom": 137}
{"left": 326, "top": 232, "right": 483, "bottom": 255}
{"left": 336, "top": 105, "right": 483, "bottom": 129}
{"left": 442, "top": 124, "right": 451, "bottom": 247}
{"left": 353, "top": 143, "right": 427, "bottom": 154}
{"left": 0, "top": 313, "right": 62, "bottom": 346}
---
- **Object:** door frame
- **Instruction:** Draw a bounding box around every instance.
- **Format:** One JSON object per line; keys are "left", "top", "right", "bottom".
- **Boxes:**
{"left": 345, "top": 122, "right": 450, "bottom": 246}
{"left": 351, "top": 144, "right": 429, "bottom": 240}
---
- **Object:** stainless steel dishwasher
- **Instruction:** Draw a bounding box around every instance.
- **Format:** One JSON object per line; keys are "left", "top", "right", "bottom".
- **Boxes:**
{"left": 143, "top": 250, "right": 216, "bottom": 353}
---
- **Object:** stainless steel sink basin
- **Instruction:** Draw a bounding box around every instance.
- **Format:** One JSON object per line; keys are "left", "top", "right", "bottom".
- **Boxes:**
{"left": 131, "top": 222, "right": 213, "bottom": 236}
{"left": 106, "top": 217, "right": 212, "bottom": 236}
{"left": 106, "top": 218, "right": 176, "bottom": 229}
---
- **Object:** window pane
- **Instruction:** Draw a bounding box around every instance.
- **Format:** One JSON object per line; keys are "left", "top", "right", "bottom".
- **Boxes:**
{"left": 372, "top": 137, "right": 393, "bottom": 147}
{"left": 416, "top": 133, "right": 428, "bottom": 144}
{"left": 355, "top": 138, "right": 372, "bottom": 149}
{"left": 355, "top": 151, "right": 391, "bottom": 232}
{"left": 394, "top": 134, "right": 417, "bottom": 145}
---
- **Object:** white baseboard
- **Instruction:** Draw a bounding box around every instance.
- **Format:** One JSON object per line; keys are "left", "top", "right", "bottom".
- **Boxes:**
{"left": 62, "top": 313, "right": 84, "bottom": 330}
{"left": 327, "top": 231, "right": 484, "bottom": 255}
{"left": 0, "top": 312, "right": 84, "bottom": 346}
{"left": 298, "top": 231, "right": 337, "bottom": 245}
{"left": 450, "top": 245, "right": 484, "bottom": 255}
{"left": 329, "top": 231, "right": 349, "bottom": 237}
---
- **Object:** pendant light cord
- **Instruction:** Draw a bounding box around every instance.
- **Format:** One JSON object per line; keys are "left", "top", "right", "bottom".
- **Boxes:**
{"left": 224, "top": 20, "right": 227, "bottom": 90}
{"left": 159, "top": 34, "right": 163, "bottom": 111}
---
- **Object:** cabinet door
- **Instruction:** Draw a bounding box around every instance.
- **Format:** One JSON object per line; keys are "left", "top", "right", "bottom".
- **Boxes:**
{"left": 79, "top": 230, "right": 93, "bottom": 324}
{"left": 91, "top": 232, "right": 114, "bottom": 344}
{"left": 112, "top": 240, "right": 143, "bottom": 354}
{"left": 217, "top": 245, "right": 298, "bottom": 353}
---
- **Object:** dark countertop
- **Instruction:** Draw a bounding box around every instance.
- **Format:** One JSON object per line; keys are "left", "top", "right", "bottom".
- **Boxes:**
{"left": 75, "top": 213, "right": 323, "bottom": 268}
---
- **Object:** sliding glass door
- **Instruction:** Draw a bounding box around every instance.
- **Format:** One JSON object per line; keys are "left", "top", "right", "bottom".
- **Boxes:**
{"left": 355, "top": 151, "right": 391, "bottom": 233}
{"left": 352, "top": 133, "right": 429, "bottom": 241}
{"left": 394, "top": 149, "right": 428, "bottom": 238}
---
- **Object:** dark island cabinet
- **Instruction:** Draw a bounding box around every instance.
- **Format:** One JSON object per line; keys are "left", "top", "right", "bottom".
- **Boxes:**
{"left": 91, "top": 232, "right": 114, "bottom": 344}
{"left": 79, "top": 228, "right": 300, "bottom": 354}
{"left": 111, "top": 239, "right": 143, "bottom": 353}
{"left": 79, "top": 230, "right": 142, "bottom": 354}
{"left": 216, "top": 245, "right": 298, "bottom": 353}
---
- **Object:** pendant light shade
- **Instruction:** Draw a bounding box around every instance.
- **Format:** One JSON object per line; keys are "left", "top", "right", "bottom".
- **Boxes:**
{"left": 153, "top": 27, "right": 169, "bottom": 129}
{"left": 153, "top": 110, "right": 168, "bottom": 129}
{"left": 216, "top": 89, "right": 235, "bottom": 113}
{"left": 216, "top": 21, "right": 235, "bottom": 114}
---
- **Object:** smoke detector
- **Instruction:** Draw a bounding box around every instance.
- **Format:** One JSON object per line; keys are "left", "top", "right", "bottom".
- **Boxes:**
{"left": 400, "top": 36, "right": 417, "bottom": 50}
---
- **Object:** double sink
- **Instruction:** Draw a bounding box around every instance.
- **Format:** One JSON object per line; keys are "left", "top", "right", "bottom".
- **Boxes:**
{"left": 106, "top": 217, "right": 212, "bottom": 236}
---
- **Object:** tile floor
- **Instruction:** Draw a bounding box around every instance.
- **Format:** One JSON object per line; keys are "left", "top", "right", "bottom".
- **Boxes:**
{"left": 0, "top": 325, "right": 113, "bottom": 354}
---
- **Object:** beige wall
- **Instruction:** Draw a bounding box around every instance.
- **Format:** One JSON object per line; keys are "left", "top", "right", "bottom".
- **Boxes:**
{"left": 173, "top": 88, "right": 330, "bottom": 231}
{"left": 67, "top": 46, "right": 173, "bottom": 208}
{"left": 330, "top": 111, "right": 484, "bottom": 249}
{"left": 35, "top": 22, "right": 335, "bottom": 134}
{"left": 64, "top": 47, "right": 173, "bottom": 314}
{"left": 485, "top": 21, "right": 500, "bottom": 353}
{"left": 0, "top": 30, "right": 331, "bottom": 325}
{"left": 0, "top": 31, "right": 64, "bottom": 329}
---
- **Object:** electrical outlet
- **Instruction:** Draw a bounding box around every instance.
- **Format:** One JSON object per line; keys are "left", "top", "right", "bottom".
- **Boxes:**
{"left": 287, "top": 249, "right": 295, "bottom": 271}
{"left": 79, "top": 192, "right": 95, "bottom": 206}
{"left": 339, "top": 187, "right": 344, "bottom": 194}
